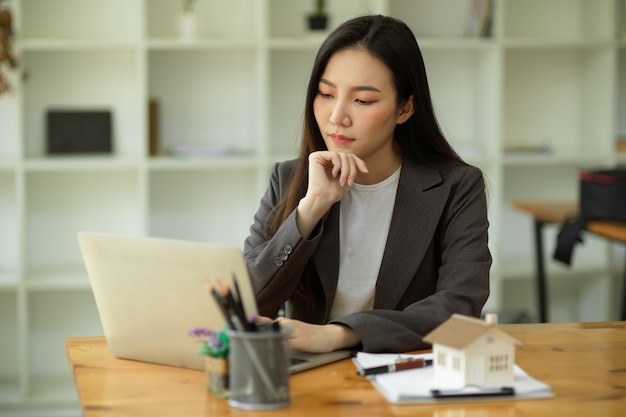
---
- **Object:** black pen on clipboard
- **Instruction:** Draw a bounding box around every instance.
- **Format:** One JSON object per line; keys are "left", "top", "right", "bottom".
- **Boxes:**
{"left": 357, "top": 358, "right": 433, "bottom": 376}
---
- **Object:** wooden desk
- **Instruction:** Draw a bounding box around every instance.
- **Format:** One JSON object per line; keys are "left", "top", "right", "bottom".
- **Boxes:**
{"left": 66, "top": 322, "right": 626, "bottom": 417}
{"left": 513, "top": 201, "right": 626, "bottom": 322}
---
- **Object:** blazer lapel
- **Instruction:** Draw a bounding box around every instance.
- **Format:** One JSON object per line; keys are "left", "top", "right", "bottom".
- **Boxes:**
{"left": 374, "top": 161, "right": 450, "bottom": 309}
{"left": 312, "top": 161, "right": 450, "bottom": 315}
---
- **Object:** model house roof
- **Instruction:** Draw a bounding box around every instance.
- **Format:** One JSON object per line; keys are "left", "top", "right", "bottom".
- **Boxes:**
{"left": 423, "top": 314, "right": 522, "bottom": 350}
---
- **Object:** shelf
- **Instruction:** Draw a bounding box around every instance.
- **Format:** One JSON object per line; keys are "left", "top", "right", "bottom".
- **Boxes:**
{"left": 146, "top": 0, "right": 259, "bottom": 40}
{"left": 503, "top": 0, "right": 614, "bottom": 41}
{"left": 502, "top": 39, "right": 614, "bottom": 49}
{"left": 148, "top": 49, "right": 260, "bottom": 155}
{"left": 22, "top": 49, "right": 141, "bottom": 160}
{"left": 268, "top": 0, "right": 384, "bottom": 38}
{"left": 390, "top": 0, "right": 493, "bottom": 39}
{"left": 503, "top": 47, "right": 614, "bottom": 155}
{"left": 25, "top": 267, "right": 90, "bottom": 291}
{"left": 0, "top": 292, "right": 19, "bottom": 402}
{"left": 149, "top": 155, "right": 258, "bottom": 171}
{"left": 0, "top": 161, "right": 18, "bottom": 170}
{"left": 3, "top": 0, "right": 624, "bottom": 412}
{"left": 146, "top": 39, "right": 258, "bottom": 51}
{"left": 415, "top": 38, "right": 496, "bottom": 50}
{"left": 503, "top": 151, "right": 614, "bottom": 166}
{"left": 0, "top": 172, "right": 18, "bottom": 280}
{"left": 0, "top": 91, "right": 19, "bottom": 159}
{"left": 24, "top": 156, "right": 139, "bottom": 171}
{"left": 0, "top": 271, "right": 19, "bottom": 289}
{"left": 19, "top": 39, "right": 139, "bottom": 51}
{"left": 268, "top": 37, "right": 327, "bottom": 50}
{"left": 419, "top": 47, "right": 500, "bottom": 155}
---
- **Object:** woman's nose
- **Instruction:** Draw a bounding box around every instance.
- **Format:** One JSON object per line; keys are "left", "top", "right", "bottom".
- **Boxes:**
{"left": 329, "top": 102, "right": 352, "bottom": 127}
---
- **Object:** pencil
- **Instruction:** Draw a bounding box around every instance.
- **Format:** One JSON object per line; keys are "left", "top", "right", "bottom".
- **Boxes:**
{"left": 230, "top": 274, "right": 252, "bottom": 331}
{"left": 218, "top": 280, "right": 250, "bottom": 332}
{"left": 205, "top": 282, "right": 236, "bottom": 330}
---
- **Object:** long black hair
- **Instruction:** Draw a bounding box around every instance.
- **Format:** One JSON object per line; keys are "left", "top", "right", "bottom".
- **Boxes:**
{"left": 265, "top": 14, "right": 464, "bottom": 238}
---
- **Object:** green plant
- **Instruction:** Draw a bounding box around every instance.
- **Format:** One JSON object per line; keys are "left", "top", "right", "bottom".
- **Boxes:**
{"left": 182, "top": 0, "right": 198, "bottom": 14}
{"left": 0, "top": 0, "right": 18, "bottom": 95}
{"left": 314, "top": 0, "right": 326, "bottom": 14}
{"left": 189, "top": 325, "right": 229, "bottom": 358}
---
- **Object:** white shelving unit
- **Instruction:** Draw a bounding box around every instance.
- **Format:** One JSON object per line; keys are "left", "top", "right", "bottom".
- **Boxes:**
{"left": 0, "top": 0, "right": 623, "bottom": 412}
{"left": 498, "top": 0, "right": 622, "bottom": 325}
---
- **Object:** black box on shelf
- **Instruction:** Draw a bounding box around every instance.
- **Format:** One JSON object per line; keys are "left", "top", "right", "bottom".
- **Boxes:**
{"left": 46, "top": 110, "right": 112, "bottom": 154}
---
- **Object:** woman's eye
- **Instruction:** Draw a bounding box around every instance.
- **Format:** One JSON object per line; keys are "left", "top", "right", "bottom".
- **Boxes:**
{"left": 356, "top": 99, "right": 374, "bottom": 105}
{"left": 318, "top": 91, "right": 332, "bottom": 99}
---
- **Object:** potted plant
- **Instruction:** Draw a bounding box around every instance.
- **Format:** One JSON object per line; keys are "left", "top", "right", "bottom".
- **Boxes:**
{"left": 178, "top": 0, "right": 199, "bottom": 40}
{"left": 0, "top": 0, "right": 18, "bottom": 95}
{"left": 307, "top": 0, "right": 329, "bottom": 31}
{"left": 189, "top": 325, "right": 230, "bottom": 397}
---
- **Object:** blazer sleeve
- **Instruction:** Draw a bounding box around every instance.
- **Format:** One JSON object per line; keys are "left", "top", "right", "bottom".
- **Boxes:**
{"left": 243, "top": 161, "right": 322, "bottom": 317}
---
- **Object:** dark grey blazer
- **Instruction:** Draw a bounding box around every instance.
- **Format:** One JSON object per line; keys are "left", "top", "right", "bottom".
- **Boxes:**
{"left": 244, "top": 157, "right": 491, "bottom": 353}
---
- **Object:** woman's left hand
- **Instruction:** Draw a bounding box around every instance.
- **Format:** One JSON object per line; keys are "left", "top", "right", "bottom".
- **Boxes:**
{"left": 275, "top": 317, "right": 359, "bottom": 353}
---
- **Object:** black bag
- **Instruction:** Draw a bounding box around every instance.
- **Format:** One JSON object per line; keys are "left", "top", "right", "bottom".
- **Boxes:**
{"left": 553, "top": 168, "right": 626, "bottom": 265}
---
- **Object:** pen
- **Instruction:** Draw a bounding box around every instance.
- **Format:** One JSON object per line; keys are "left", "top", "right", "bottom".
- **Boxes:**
{"left": 431, "top": 386, "right": 515, "bottom": 398}
{"left": 357, "top": 358, "right": 433, "bottom": 376}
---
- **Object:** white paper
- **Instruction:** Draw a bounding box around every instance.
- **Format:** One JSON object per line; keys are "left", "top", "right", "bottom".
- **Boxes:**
{"left": 354, "top": 352, "right": 553, "bottom": 404}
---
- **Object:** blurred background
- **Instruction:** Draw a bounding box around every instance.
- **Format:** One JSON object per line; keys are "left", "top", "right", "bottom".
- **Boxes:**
{"left": 0, "top": 0, "right": 625, "bottom": 415}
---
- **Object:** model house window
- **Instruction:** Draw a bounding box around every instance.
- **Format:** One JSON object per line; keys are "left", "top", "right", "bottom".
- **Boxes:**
{"left": 489, "top": 354, "right": 509, "bottom": 372}
{"left": 452, "top": 356, "right": 461, "bottom": 371}
{"left": 437, "top": 352, "right": 447, "bottom": 367}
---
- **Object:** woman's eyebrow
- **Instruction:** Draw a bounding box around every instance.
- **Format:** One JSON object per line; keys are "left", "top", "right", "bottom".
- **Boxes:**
{"left": 319, "top": 78, "right": 381, "bottom": 93}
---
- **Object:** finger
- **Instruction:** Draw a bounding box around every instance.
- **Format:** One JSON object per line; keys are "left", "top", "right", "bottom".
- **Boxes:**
{"left": 354, "top": 156, "right": 369, "bottom": 174}
{"left": 276, "top": 318, "right": 303, "bottom": 345}
{"left": 336, "top": 152, "right": 349, "bottom": 185}
{"left": 255, "top": 316, "right": 273, "bottom": 323}
{"left": 341, "top": 154, "right": 360, "bottom": 186}
{"left": 329, "top": 152, "right": 342, "bottom": 178}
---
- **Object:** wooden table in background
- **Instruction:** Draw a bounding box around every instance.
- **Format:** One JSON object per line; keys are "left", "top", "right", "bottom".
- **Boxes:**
{"left": 66, "top": 321, "right": 626, "bottom": 417}
{"left": 513, "top": 201, "right": 626, "bottom": 322}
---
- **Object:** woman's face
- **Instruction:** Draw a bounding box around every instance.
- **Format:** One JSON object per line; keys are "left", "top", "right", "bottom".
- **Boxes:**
{"left": 313, "top": 48, "right": 413, "bottom": 169}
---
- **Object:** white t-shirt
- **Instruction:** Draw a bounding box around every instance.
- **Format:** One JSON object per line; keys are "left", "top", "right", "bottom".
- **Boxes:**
{"left": 329, "top": 166, "right": 401, "bottom": 321}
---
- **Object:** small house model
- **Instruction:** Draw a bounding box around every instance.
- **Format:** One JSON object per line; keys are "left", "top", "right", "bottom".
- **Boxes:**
{"left": 423, "top": 313, "right": 522, "bottom": 388}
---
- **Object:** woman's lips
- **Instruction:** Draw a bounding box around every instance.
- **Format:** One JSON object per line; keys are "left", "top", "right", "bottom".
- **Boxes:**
{"left": 330, "top": 133, "right": 354, "bottom": 146}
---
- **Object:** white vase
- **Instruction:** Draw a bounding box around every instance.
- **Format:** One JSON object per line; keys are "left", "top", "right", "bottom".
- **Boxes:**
{"left": 178, "top": 13, "right": 199, "bottom": 40}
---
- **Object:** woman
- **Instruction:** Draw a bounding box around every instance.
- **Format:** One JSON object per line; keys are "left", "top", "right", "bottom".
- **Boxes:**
{"left": 244, "top": 15, "right": 491, "bottom": 354}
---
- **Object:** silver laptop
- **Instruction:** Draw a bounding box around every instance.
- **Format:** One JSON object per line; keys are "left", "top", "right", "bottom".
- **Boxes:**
{"left": 78, "top": 232, "right": 351, "bottom": 373}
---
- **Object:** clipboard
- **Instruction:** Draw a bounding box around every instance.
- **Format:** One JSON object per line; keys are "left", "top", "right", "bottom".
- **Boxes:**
{"left": 353, "top": 353, "right": 553, "bottom": 404}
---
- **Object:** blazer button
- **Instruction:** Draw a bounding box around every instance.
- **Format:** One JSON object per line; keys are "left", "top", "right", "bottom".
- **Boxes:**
{"left": 274, "top": 257, "right": 284, "bottom": 267}
{"left": 279, "top": 250, "right": 288, "bottom": 261}
{"left": 283, "top": 244, "right": 293, "bottom": 254}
